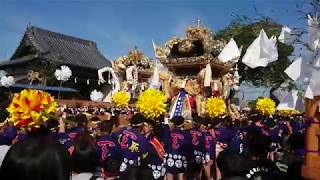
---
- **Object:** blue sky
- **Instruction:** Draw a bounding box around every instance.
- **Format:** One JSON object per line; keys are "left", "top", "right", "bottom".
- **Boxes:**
{"left": 0, "top": 0, "right": 308, "bottom": 62}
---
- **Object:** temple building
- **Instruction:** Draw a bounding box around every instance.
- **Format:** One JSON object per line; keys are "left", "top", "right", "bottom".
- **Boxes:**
{"left": 0, "top": 25, "right": 112, "bottom": 98}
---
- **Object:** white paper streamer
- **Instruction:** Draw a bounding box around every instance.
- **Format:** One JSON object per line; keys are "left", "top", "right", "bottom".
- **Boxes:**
{"left": 242, "top": 29, "right": 278, "bottom": 68}
{"left": 218, "top": 38, "right": 241, "bottom": 63}
{"left": 278, "top": 26, "right": 297, "bottom": 45}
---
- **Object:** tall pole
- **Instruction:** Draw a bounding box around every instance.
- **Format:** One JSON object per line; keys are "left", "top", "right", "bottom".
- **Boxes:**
{"left": 58, "top": 80, "right": 63, "bottom": 100}
{"left": 302, "top": 96, "right": 320, "bottom": 180}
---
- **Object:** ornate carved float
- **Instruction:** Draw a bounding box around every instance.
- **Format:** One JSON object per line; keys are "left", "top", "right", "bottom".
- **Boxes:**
{"left": 153, "top": 19, "right": 240, "bottom": 119}
{"left": 154, "top": 20, "right": 236, "bottom": 78}
{"left": 112, "top": 47, "right": 155, "bottom": 98}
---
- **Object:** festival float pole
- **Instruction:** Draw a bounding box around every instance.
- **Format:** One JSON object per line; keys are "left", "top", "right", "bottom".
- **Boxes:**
{"left": 302, "top": 96, "right": 320, "bottom": 180}
{"left": 58, "top": 80, "right": 63, "bottom": 100}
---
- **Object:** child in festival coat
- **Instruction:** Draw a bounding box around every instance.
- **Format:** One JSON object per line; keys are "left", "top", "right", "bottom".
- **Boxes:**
{"left": 95, "top": 120, "right": 122, "bottom": 178}
{"left": 163, "top": 116, "right": 191, "bottom": 180}
{"left": 185, "top": 116, "right": 205, "bottom": 180}
{"left": 112, "top": 113, "right": 149, "bottom": 178}
{"left": 200, "top": 117, "right": 216, "bottom": 180}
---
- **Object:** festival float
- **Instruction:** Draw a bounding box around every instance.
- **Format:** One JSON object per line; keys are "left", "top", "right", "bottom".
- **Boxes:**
{"left": 153, "top": 20, "right": 241, "bottom": 120}
{"left": 98, "top": 47, "right": 155, "bottom": 102}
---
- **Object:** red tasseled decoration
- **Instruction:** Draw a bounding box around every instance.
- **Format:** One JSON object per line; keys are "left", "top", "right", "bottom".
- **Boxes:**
{"left": 212, "top": 90, "right": 221, "bottom": 97}
{"left": 189, "top": 96, "right": 195, "bottom": 110}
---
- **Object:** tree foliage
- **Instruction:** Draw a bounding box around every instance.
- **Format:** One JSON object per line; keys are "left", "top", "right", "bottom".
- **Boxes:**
{"left": 215, "top": 17, "right": 294, "bottom": 88}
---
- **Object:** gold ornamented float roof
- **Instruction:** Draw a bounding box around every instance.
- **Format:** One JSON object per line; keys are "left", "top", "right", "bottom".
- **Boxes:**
{"left": 154, "top": 20, "right": 236, "bottom": 77}
{"left": 113, "top": 47, "right": 154, "bottom": 80}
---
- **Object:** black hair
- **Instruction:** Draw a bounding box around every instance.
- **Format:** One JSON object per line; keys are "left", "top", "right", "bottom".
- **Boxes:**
{"left": 90, "top": 116, "right": 100, "bottom": 122}
{"left": 217, "top": 150, "right": 247, "bottom": 179}
{"left": 265, "top": 119, "right": 276, "bottom": 129}
{"left": 0, "top": 136, "right": 71, "bottom": 180}
{"left": 193, "top": 115, "right": 202, "bottom": 124}
{"left": 87, "top": 109, "right": 95, "bottom": 115}
{"left": 43, "top": 118, "right": 59, "bottom": 130}
{"left": 247, "top": 134, "right": 271, "bottom": 158}
{"left": 130, "top": 113, "right": 146, "bottom": 127}
{"left": 0, "top": 98, "right": 9, "bottom": 123}
{"left": 120, "top": 111, "right": 127, "bottom": 115}
{"left": 75, "top": 114, "right": 88, "bottom": 127}
{"left": 104, "top": 109, "right": 112, "bottom": 114}
{"left": 288, "top": 133, "right": 305, "bottom": 150}
{"left": 172, "top": 116, "right": 184, "bottom": 127}
{"left": 222, "top": 116, "right": 233, "bottom": 128}
{"left": 113, "top": 110, "right": 120, "bottom": 116}
{"left": 209, "top": 117, "right": 223, "bottom": 127}
{"left": 154, "top": 113, "right": 165, "bottom": 122}
{"left": 101, "top": 157, "right": 121, "bottom": 176}
{"left": 136, "top": 167, "right": 154, "bottom": 180}
{"left": 153, "top": 122, "right": 164, "bottom": 140}
{"left": 249, "top": 114, "right": 264, "bottom": 123}
{"left": 63, "top": 108, "right": 73, "bottom": 115}
{"left": 240, "top": 120, "right": 249, "bottom": 128}
{"left": 119, "top": 167, "right": 137, "bottom": 180}
{"left": 71, "top": 132, "right": 97, "bottom": 173}
{"left": 99, "top": 120, "right": 114, "bottom": 135}
{"left": 110, "top": 115, "right": 119, "bottom": 127}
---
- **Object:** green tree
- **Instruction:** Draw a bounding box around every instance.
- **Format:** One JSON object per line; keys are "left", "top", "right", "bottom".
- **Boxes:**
{"left": 216, "top": 17, "right": 294, "bottom": 88}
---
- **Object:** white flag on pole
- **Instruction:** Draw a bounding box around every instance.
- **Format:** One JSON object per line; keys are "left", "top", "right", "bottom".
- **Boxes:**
{"left": 218, "top": 38, "right": 241, "bottom": 63}
{"left": 284, "top": 57, "right": 312, "bottom": 82}
{"left": 277, "top": 90, "right": 299, "bottom": 110}
{"left": 305, "top": 68, "right": 320, "bottom": 99}
{"left": 242, "top": 29, "right": 278, "bottom": 68}
{"left": 307, "top": 15, "right": 320, "bottom": 50}
{"left": 278, "top": 26, "right": 297, "bottom": 45}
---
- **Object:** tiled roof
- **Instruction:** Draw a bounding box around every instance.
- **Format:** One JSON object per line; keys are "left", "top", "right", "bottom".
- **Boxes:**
{"left": 0, "top": 54, "right": 37, "bottom": 67}
{"left": 11, "top": 26, "right": 111, "bottom": 70}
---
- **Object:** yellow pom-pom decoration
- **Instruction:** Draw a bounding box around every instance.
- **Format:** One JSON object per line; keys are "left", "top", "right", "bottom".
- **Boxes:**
{"left": 6, "top": 89, "right": 58, "bottom": 128}
{"left": 136, "top": 88, "right": 167, "bottom": 120}
{"left": 112, "top": 91, "right": 130, "bottom": 108}
{"left": 205, "top": 97, "right": 226, "bottom": 118}
{"left": 255, "top": 97, "right": 276, "bottom": 116}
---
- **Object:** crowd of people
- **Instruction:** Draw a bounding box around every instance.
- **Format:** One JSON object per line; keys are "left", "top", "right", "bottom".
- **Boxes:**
{"left": 0, "top": 106, "right": 306, "bottom": 180}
